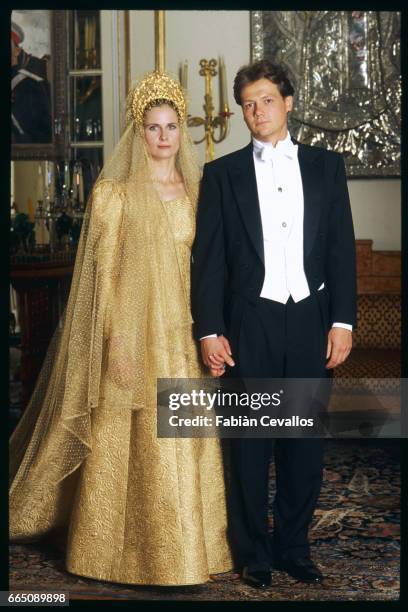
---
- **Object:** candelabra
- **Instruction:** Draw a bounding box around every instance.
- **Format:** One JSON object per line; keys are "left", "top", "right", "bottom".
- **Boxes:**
{"left": 33, "top": 161, "right": 86, "bottom": 254}
{"left": 185, "top": 58, "right": 233, "bottom": 162}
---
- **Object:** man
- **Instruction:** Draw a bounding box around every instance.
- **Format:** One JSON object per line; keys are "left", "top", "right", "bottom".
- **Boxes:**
{"left": 191, "top": 60, "right": 356, "bottom": 589}
{"left": 11, "top": 21, "right": 52, "bottom": 144}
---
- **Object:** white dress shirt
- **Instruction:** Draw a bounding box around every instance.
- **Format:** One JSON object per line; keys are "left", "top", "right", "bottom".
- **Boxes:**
{"left": 253, "top": 133, "right": 310, "bottom": 304}
{"left": 200, "top": 132, "right": 352, "bottom": 338}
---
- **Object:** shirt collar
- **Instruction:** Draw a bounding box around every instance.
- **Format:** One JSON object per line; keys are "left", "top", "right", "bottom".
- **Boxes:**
{"left": 252, "top": 132, "right": 296, "bottom": 162}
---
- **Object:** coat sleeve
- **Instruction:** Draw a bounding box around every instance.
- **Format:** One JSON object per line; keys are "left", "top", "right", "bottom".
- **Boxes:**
{"left": 191, "top": 162, "right": 227, "bottom": 340}
{"left": 325, "top": 154, "right": 358, "bottom": 328}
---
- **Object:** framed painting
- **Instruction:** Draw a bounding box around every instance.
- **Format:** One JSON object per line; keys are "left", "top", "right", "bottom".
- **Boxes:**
{"left": 11, "top": 10, "right": 67, "bottom": 160}
{"left": 251, "top": 11, "right": 401, "bottom": 177}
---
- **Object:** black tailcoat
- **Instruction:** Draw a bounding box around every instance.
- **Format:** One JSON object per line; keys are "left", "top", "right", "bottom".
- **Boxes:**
{"left": 191, "top": 140, "right": 358, "bottom": 570}
{"left": 191, "top": 140, "right": 357, "bottom": 343}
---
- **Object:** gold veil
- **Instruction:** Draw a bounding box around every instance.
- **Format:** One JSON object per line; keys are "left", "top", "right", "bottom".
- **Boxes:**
{"left": 9, "top": 72, "right": 201, "bottom": 533}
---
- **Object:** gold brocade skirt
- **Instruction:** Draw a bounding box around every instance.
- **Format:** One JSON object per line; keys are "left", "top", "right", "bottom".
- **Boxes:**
{"left": 10, "top": 378, "right": 232, "bottom": 586}
{"left": 10, "top": 314, "right": 232, "bottom": 585}
{"left": 65, "top": 372, "right": 232, "bottom": 585}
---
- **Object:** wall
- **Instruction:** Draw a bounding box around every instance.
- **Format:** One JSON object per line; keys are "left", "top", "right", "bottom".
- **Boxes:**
{"left": 12, "top": 10, "right": 401, "bottom": 252}
{"left": 13, "top": 161, "right": 39, "bottom": 220}
{"left": 348, "top": 180, "right": 400, "bottom": 251}
{"left": 128, "top": 9, "right": 401, "bottom": 251}
{"left": 130, "top": 10, "right": 251, "bottom": 160}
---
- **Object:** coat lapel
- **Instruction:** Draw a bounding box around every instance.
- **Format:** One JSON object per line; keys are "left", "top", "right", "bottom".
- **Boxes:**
{"left": 228, "top": 140, "right": 324, "bottom": 265}
{"left": 297, "top": 143, "right": 324, "bottom": 258}
{"left": 229, "top": 143, "right": 265, "bottom": 266}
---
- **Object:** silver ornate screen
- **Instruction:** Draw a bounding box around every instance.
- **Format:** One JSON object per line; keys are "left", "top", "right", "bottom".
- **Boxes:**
{"left": 251, "top": 11, "right": 400, "bottom": 177}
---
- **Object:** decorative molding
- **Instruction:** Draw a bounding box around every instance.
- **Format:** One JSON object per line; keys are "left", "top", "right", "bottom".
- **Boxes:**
{"left": 251, "top": 11, "right": 264, "bottom": 62}
{"left": 124, "top": 10, "right": 130, "bottom": 95}
{"left": 154, "top": 10, "right": 166, "bottom": 72}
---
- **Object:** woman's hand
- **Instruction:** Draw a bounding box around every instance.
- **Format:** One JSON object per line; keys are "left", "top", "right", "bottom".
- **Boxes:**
{"left": 200, "top": 335, "right": 235, "bottom": 377}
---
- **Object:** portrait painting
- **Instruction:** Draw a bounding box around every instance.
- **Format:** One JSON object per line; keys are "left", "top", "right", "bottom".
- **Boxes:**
{"left": 11, "top": 10, "right": 55, "bottom": 159}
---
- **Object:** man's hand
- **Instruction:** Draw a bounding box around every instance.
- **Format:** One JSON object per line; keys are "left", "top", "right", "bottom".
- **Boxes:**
{"left": 200, "top": 335, "right": 235, "bottom": 377}
{"left": 326, "top": 327, "right": 352, "bottom": 369}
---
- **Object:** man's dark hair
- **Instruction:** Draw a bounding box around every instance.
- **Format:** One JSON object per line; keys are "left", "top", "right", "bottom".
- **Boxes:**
{"left": 233, "top": 60, "right": 294, "bottom": 106}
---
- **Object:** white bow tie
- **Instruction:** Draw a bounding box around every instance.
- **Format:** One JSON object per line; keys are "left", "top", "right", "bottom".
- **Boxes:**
{"left": 257, "top": 139, "right": 295, "bottom": 162}
{"left": 260, "top": 146, "right": 278, "bottom": 162}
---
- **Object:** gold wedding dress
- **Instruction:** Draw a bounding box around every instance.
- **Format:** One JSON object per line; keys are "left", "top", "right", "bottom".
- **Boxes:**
{"left": 9, "top": 75, "right": 233, "bottom": 586}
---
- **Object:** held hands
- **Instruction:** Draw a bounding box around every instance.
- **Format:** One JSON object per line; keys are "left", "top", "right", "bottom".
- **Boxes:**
{"left": 200, "top": 328, "right": 351, "bottom": 374}
{"left": 326, "top": 327, "right": 352, "bottom": 369}
{"left": 200, "top": 335, "right": 235, "bottom": 377}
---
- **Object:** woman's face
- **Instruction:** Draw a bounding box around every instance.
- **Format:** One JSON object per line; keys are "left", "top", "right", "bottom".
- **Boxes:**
{"left": 143, "top": 104, "right": 181, "bottom": 160}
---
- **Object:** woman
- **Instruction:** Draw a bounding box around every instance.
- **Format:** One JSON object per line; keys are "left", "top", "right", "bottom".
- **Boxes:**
{"left": 9, "top": 71, "right": 232, "bottom": 586}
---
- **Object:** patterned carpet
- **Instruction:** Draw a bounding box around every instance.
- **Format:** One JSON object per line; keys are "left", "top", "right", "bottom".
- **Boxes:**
{"left": 9, "top": 440, "right": 400, "bottom": 601}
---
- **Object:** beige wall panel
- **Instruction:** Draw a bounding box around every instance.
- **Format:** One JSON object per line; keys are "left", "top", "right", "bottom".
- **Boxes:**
{"left": 111, "top": 10, "right": 402, "bottom": 250}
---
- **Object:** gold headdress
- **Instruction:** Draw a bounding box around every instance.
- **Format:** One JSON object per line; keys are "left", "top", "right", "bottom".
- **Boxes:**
{"left": 127, "top": 71, "right": 187, "bottom": 126}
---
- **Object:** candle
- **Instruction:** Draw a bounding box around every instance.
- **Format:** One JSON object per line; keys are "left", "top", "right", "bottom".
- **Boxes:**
{"left": 10, "top": 161, "right": 14, "bottom": 205}
{"left": 218, "top": 57, "right": 223, "bottom": 108}
{"left": 49, "top": 162, "right": 55, "bottom": 201}
{"left": 44, "top": 161, "right": 49, "bottom": 201}
{"left": 64, "top": 162, "right": 70, "bottom": 192}
{"left": 37, "top": 162, "right": 44, "bottom": 202}
{"left": 220, "top": 57, "right": 228, "bottom": 110}
{"left": 72, "top": 167, "right": 78, "bottom": 201}
{"left": 181, "top": 60, "right": 188, "bottom": 91}
{"left": 78, "top": 166, "right": 84, "bottom": 204}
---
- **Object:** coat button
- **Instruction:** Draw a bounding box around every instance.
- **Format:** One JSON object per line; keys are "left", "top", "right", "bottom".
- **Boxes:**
{"left": 282, "top": 222, "right": 287, "bottom": 228}
{"left": 278, "top": 187, "right": 283, "bottom": 192}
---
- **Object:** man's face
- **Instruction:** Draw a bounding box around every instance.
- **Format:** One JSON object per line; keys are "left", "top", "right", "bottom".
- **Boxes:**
{"left": 240, "top": 78, "right": 293, "bottom": 144}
